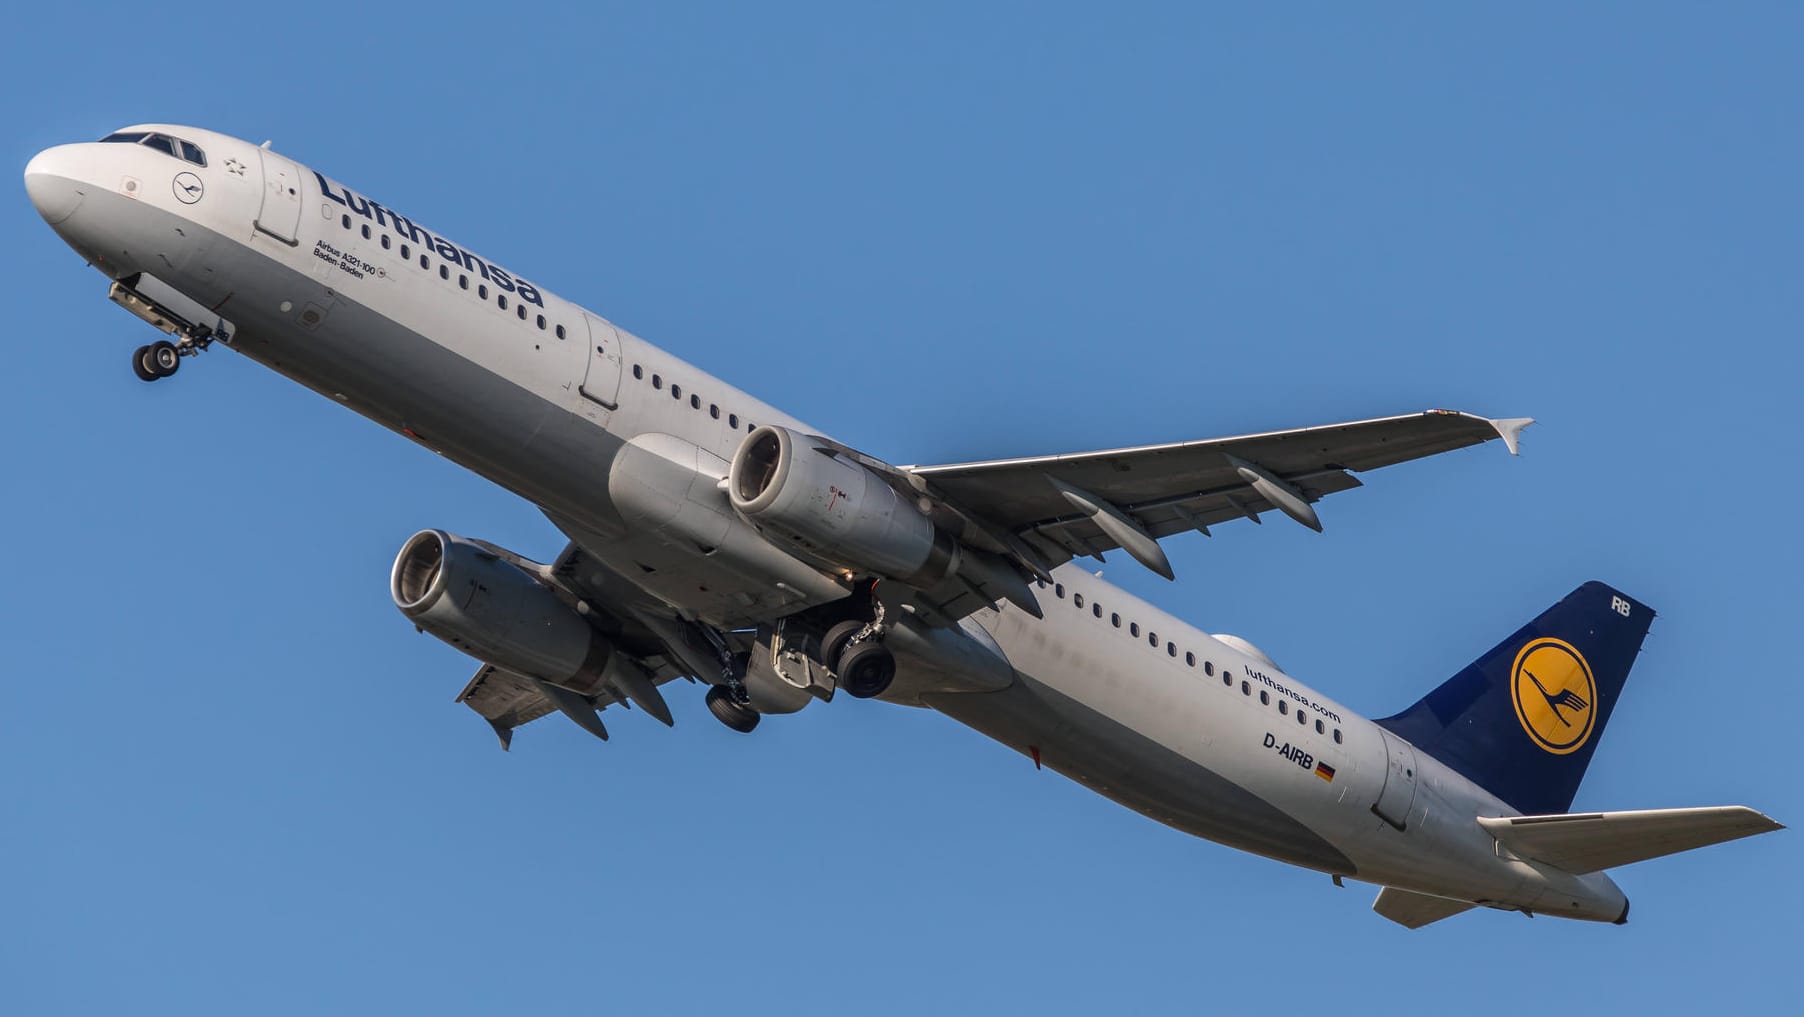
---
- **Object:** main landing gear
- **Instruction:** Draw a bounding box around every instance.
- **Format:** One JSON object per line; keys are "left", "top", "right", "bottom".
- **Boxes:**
{"left": 821, "top": 616, "right": 896, "bottom": 700}
{"left": 705, "top": 685, "right": 761, "bottom": 734}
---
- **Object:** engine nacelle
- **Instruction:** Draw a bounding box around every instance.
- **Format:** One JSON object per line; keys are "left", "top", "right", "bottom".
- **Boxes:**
{"left": 728, "top": 425, "right": 945, "bottom": 581}
{"left": 391, "top": 530, "right": 613, "bottom": 693}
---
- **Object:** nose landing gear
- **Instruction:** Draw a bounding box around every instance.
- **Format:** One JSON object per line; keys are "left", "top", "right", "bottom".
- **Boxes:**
{"left": 132, "top": 340, "right": 184, "bottom": 381}
{"left": 109, "top": 276, "right": 229, "bottom": 383}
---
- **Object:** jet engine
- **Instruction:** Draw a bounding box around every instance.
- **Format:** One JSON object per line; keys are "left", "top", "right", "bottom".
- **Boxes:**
{"left": 391, "top": 529, "right": 614, "bottom": 695}
{"left": 728, "top": 425, "right": 1040, "bottom": 616}
{"left": 729, "top": 425, "right": 945, "bottom": 580}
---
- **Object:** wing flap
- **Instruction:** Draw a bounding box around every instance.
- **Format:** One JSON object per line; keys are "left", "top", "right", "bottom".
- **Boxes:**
{"left": 1477, "top": 806, "right": 1784, "bottom": 874}
{"left": 1372, "top": 887, "right": 1476, "bottom": 929}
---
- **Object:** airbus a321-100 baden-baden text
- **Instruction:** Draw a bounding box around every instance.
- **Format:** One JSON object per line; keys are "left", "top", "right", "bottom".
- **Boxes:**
{"left": 26, "top": 125, "right": 1781, "bottom": 928}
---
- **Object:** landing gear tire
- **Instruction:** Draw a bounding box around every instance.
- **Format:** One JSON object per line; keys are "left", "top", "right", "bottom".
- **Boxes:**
{"left": 821, "top": 620, "right": 865, "bottom": 673}
{"left": 838, "top": 641, "right": 896, "bottom": 699}
{"left": 706, "top": 685, "right": 761, "bottom": 733}
{"left": 148, "top": 340, "right": 181, "bottom": 377}
{"left": 131, "top": 345, "right": 158, "bottom": 382}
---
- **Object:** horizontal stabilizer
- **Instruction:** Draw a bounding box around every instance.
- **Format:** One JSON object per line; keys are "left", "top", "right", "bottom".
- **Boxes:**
{"left": 1372, "top": 887, "right": 1476, "bottom": 929}
{"left": 1477, "top": 806, "right": 1784, "bottom": 875}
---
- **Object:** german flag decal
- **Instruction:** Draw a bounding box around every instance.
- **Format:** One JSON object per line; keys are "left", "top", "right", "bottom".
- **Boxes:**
{"left": 1315, "top": 761, "right": 1336, "bottom": 783}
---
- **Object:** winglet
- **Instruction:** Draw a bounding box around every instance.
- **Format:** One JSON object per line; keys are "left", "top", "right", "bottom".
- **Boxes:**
{"left": 1488, "top": 416, "right": 1534, "bottom": 456}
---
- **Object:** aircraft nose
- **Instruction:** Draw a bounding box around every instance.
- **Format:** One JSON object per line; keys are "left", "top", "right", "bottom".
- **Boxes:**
{"left": 24, "top": 144, "right": 86, "bottom": 226}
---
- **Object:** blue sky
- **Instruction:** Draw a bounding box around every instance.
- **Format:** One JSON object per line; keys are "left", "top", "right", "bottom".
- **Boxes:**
{"left": 5, "top": 3, "right": 1800, "bottom": 1013}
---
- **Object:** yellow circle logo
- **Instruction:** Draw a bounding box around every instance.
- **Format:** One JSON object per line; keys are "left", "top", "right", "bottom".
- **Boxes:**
{"left": 1510, "top": 638, "right": 1597, "bottom": 755}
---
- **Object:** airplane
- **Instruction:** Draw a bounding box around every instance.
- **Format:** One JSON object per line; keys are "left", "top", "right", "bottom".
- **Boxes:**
{"left": 24, "top": 123, "right": 1781, "bottom": 928}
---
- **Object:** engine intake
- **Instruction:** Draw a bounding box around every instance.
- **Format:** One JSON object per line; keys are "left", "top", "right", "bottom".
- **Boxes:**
{"left": 391, "top": 530, "right": 613, "bottom": 693}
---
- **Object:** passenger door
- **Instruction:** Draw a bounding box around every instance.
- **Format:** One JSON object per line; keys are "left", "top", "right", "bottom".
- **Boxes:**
{"left": 1372, "top": 729, "right": 1419, "bottom": 830}
{"left": 254, "top": 146, "right": 304, "bottom": 245}
{"left": 579, "top": 313, "right": 624, "bottom": 411}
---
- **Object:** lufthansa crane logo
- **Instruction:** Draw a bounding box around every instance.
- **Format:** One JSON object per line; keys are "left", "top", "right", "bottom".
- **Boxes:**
{"left": 172, "top": 172, "right": 204, "bottom": 204}
{"left": 1510, "top": 638, "right": 1597, "bottom": 755}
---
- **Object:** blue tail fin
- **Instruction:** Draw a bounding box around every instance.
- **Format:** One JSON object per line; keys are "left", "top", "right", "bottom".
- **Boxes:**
{"left": 1378, "top": 582, "right": 1654, "bottom": 816}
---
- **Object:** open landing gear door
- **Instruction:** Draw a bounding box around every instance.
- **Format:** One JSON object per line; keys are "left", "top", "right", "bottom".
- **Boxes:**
{"left": 254, "top": 146, "right": 304, "bottom": 245}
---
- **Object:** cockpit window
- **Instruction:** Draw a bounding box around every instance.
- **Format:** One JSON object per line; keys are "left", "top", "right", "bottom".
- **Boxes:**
{"left": 98, "top": 131, "right": 207, "bottom": 166}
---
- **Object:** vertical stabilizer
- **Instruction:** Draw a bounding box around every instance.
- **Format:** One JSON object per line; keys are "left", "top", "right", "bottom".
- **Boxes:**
{"left": 1379, "top": 582, "right": 1653, "bottom": 816}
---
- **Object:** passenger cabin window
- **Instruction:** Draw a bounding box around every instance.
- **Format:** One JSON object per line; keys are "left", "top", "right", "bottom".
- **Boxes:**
{"left": 1073, "top": 593, "right": 1084, "bottom": 608}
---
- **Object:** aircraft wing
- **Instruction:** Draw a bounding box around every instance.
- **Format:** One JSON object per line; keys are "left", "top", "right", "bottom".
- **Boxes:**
{"left": 902, "top": 409, "right": 1532, "bottom": 579}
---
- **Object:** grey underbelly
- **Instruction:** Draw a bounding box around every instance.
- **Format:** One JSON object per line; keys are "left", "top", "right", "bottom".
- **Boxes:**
{"left": 924, "top": 678, "right": 1356, "bottom": 875}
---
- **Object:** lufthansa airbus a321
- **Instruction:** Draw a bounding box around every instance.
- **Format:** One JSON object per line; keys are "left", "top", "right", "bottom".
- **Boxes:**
{"left": 25, "top": 124, "right": 1782, "bottom": 928}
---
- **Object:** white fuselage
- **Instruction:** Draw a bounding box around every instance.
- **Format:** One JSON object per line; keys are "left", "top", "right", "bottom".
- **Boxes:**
{"left": 24, "top": 125, "right": 1628, "bottom": 921}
